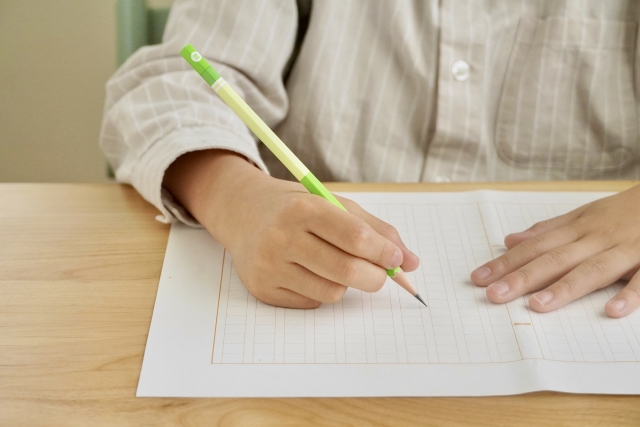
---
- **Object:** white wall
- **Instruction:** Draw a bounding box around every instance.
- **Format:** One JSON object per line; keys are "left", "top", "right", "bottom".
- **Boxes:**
{"left": 0, "top": 0, "right": 172, "bottom": 183}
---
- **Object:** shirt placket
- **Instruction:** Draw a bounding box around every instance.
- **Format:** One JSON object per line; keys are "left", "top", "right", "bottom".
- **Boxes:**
{"left": 422, "top": 0, "right": 486, "bottom": 183}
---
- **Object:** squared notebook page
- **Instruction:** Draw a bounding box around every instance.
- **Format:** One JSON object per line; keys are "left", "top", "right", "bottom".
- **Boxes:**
{"left": 138, "top": 191, "right": 640, "bottom": 397}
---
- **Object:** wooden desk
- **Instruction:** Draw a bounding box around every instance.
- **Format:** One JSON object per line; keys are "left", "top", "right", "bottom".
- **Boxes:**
{"left": 1, "top": 182, "right": 639, "bottom": 427}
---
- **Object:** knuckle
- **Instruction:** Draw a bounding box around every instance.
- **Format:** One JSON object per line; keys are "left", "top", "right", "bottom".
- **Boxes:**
{"left": 555, "top": 279, "right": 575, "bottom": 295}
{"left": 494, "top": 255, "right": 513, "bottom": 272}
{"left": 378, "top": 243, "right": 397, "bottom": 265}
{"left": 337, "top": 258, "right": 361, "bottom": 283}
{"left": 286, "top": 195, "right": 316, "bottom": 217}
{"left": 381, "top": 222, "right": 400, "bottom": 239}
{"left": 268, "top": 228, "right": 292, "bottom": 253}
{"left": 544, "top": 249, "right": 568, "bottom": 269}
{"left": 529, "top": 220, "right": 549, "bottom": 233}
{"left": 572, "top": 215, "right": 592, "bottom": 232}
{"left": 520, "top": 236, "right": 546, "bottom": 259}
{"left": 512, "top": 268, "right": 534, "bottom": 285}
{"left": 323, "top": 285, "right": 347, "bottom": 304}
{"left": 348, "top": 223, "right": 373, "bottom": 253}
{"left": 582, "top": 257, "right": 609, "bottom": 277}
{"left": 564, "top": 222, "right": 583, "bottom": 240}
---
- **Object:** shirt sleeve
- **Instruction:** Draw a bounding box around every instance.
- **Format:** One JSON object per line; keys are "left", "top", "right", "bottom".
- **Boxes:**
{"left": 99, "top": 0, "right": 299, "bottom": 224}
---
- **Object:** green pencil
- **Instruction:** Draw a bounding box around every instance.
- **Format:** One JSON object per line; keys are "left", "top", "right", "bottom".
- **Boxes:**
{"left": 180, "top": 44, "right": 425, "bottom": 308}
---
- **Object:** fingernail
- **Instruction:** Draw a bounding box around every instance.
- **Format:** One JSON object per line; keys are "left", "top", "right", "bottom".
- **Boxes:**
{"left": 473, "top": 266, "right": 491, "bottom": 280}
{"left": 609, "top": 299, "right": 626, "bottom": 313}
{"left": 532, "top": 290, "right": 554, "bottom": 306}
{"left": 390, "top": 250, "right": 403, "bottom": 267}
{"left": 489, "top": 281, "right": 509, "bottom": 297}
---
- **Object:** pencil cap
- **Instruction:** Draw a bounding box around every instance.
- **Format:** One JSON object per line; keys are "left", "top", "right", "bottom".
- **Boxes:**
{"left": 180, "top": 44, "right": 221, "bottom": 86}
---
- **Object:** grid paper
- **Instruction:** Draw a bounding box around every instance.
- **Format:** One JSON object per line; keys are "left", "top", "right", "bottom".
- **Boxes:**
{"left": 138, "top": 191, "right": 640, "bottom": 397}
{"left": 211, "top": 197, "right": 640, "bottom": 366}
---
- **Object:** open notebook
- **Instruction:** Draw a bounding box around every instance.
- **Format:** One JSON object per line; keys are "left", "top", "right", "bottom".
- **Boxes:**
{"left": 138, "top": 191, "right": 640, "bottom": 397}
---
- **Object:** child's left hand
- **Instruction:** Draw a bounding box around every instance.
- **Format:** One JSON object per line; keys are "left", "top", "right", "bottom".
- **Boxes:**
{"left": 471, "top": 184, "right": 640, "bottom": 318}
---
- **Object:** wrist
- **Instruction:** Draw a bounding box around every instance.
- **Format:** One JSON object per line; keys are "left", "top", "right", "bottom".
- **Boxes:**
{"left": 163, "top": 149, "right": 265, "bottom": 240}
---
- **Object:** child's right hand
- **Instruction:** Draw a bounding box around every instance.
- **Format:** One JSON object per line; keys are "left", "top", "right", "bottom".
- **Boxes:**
{"left": 164, "top": 150, "right": 419, "bottom": 308}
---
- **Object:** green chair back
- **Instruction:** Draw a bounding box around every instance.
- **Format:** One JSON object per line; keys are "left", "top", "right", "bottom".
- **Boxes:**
{"left": 117, "top": 0, "right": 170, "bottom": 66}
{"left": 108, "top": 0, "right": 170, "bottom": 178}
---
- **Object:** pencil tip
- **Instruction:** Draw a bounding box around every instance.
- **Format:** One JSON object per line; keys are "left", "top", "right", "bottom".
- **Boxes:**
{"left": 415, "top": 293, "right": 428, "bottom": 308}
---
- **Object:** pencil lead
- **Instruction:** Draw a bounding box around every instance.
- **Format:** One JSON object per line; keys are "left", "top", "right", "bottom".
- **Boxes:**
{"left": 414, "top": 293, "right": 428, "bottom": 308}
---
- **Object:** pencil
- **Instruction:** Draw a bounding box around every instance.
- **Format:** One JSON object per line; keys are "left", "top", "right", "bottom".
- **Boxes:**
{"left": 180, "top": 44, "right": 426, "bottom": 308}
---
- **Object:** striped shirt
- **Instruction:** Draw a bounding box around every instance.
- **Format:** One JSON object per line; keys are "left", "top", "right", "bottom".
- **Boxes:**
{"left": 100, "top": 0, "right": 640, "bottom": 223}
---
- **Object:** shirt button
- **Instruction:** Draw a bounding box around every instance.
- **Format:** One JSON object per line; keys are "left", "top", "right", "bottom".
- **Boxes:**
{"left": 451, "top": 60, "right": 470, "bottom": 81}
{"left": 434, "top": 175, "right": 451, "bottom": 183}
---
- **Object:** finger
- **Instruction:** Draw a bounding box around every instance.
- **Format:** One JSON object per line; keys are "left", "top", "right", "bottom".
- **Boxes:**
{"left": 292, "top": 232, "right": 387, "bottom": 293}
{"left": 304, "top": 196, "right": 403, "bottom": 270}
{"left": 255, "top": 287, "right": 322, "bottom": 309}
{"left": 338, "top": 196, "right": 420, "bottom": 272}
{"left": 281, "top": 262, "right": 349, "bottom": 304}
{"left": 528, "top": 246, "right": 634, "bottom": 313}
{"left": 484, "top": 238, "right": 602, "bottom": 304}
{"left": 471, "top": 225, "right": 583, "bottom": 286}
{"left": 504, "top": 204, "right": 591, "bottom": 249}
{"left": 606, "top": 270, "right": 640, "bottom": 318}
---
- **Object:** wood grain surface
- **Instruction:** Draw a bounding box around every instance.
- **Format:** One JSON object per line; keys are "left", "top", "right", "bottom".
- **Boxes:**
{"left": 1, "top": 182, "right": 639, "bottom": 427}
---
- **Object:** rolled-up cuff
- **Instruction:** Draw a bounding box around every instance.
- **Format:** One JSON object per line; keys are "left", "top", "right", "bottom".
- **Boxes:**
{"left": 127, "top": 125, "right": 269, "bottom": 226}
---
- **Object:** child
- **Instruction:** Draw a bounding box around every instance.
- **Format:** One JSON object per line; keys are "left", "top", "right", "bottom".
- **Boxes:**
{"left": 101, "top": 0, "right": 640, "bottom": 317}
